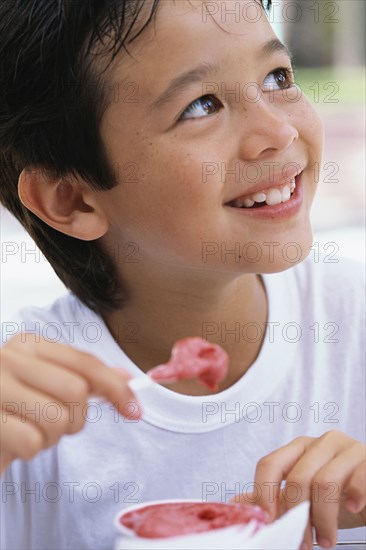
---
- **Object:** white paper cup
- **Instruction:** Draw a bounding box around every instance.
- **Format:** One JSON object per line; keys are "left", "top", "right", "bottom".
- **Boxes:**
{"left": 114, "top": 500, "right": 310, "bottom": 550}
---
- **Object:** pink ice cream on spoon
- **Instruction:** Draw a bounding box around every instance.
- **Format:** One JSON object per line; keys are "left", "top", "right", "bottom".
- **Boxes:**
{"left": 146, "top": 337, "right": 229, "bottom": 391}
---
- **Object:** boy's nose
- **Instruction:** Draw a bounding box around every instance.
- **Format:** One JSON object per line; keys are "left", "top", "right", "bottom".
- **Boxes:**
{"left": 237, "top": 99, "right": 299, "bottom": 161}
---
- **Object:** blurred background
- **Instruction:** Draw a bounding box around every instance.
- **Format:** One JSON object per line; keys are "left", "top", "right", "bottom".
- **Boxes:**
{"left": 273, "top": 0, "right": 365, "bottom": 254}
{"left": 1, "top": 0, "right": 365, "bottom": 321}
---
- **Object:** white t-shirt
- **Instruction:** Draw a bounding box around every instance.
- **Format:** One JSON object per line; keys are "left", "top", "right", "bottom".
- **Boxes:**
{"left": 1, "top": 256, "right": 365, "bottom": 549}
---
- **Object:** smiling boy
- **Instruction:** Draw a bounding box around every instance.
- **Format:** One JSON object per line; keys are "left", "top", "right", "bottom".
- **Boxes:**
{"left": 0, "top": 1, "right": 365, "bottom": 549}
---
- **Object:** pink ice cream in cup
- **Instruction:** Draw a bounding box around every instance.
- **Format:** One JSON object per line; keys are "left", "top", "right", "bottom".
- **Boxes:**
{"left": 116, "top": 500, "right": 268, "bottom": 539}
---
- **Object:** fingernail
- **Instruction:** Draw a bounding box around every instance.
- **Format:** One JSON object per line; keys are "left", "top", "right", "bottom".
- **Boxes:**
{"left": 317, "top": 537, "right": 331, "bottom": 548}
{"left": 133, "top": 403, "right": 143, "bottom": 419}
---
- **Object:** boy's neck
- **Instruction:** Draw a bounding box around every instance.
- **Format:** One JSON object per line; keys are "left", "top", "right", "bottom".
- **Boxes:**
{"left": 103, "top": 269, "right": 268, "bottom": 396}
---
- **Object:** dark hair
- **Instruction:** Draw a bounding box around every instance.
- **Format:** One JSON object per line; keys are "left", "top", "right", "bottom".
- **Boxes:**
{"left": 0, "top": 0, "right": 272, "bottom": 314}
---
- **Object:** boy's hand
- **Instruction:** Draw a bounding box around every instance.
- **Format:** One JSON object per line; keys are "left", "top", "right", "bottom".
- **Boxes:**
{"left": 232, "top": 432, "right": 366, "bottom": 549}
{"left": 0, "top": 334, "right": 141, "bottom": 474}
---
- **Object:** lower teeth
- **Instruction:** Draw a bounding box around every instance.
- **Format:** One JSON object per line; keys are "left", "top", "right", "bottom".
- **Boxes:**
{"left": 248, "top": 201, "right": 266, "bottom": 208}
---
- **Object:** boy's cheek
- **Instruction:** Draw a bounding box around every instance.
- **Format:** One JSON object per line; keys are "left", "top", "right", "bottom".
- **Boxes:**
{"left": 297, "top": 98, "right": 324, "bottom": 155}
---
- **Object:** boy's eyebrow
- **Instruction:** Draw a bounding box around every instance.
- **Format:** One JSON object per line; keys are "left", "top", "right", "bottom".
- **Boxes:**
{"left": 260, "top": 38, "right": 293, "bottom": 62}
{"left": 148, "top": 62, "right": 220, "bottom": 113}
{"left": 148, "top": 38, "right": 292, "bottom": 113}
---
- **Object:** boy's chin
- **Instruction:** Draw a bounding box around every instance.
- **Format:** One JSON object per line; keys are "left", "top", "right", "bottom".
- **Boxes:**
{"left": 258, "top": 255, "right": 309, "bottom": 275}
{"left": 256, "top": 231, "right": 314, "bottom": 274}
{"left": 225, "top": 230, "right": 315, "bottom": 275}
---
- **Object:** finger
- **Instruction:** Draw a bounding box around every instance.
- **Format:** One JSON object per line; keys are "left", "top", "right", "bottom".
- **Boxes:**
{"left": 2, "top": 376, "right": 83, "bottom": 448}
{"left": 254, "top": 437, "right": 314, "bottom": 520}
{"left": 230, "top": 489, "right": 286, "bottom": 518}
{"left": 344, "top": 457, "right": 366, "bottom": 515}
{"left": 231, "top": 490, "right": 314, "bottom": 548}
{"left": 309, "top": 445, "right": 363, "bottom": 548}
{"left": 300, "top": 521, "right": 314, "bottom": 549}
{"left": 111, "top": 368, "right": 143, "bottom": 419}
{"left": 338, "top": 493, "right": 366, "bottom": 529}
{"left": 9, "top": 337, "right": 141, "bottom": 418}
{"left": 4, "top": 347, "right": 94, "bottom": 404}
{"left": 0, "top": 412, "right": 45, "bottom": 461}
{"left": 40, "top": 347, "right": 140, "bottom": 415}
{"left": 229, "top": 491, "right": 267, "bottom": 509}
{"left": 0, "top": 450, "right": 15, "bottom": 475}
{"left": 262, "top": 487, "right": 313, "bottom": 549}
{"left": 283, "top": 432, "right": 351, "bottom": 511}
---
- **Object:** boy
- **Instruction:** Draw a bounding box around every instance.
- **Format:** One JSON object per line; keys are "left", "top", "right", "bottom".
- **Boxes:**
{"left": 0, "top": 1, "right": 365, "bottom": 549}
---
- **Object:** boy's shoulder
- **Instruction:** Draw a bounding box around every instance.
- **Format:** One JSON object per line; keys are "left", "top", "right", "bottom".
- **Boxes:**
{"left": 1, "top": 292, "right": 100, "bottom": 346}
{"left": 265, "top": 253, "right": 364, "bottom": 321}
{"left": 288, "top": 253, "right": 365, "bottom": 319}
{"left": 17, "top": 291, "right": 88, "bottom": 324}
{"left": 293, "top": 252, "right": 364, "bottom": 289}
{"left": 293, "top": 254, "right": 365, "bottom": 299}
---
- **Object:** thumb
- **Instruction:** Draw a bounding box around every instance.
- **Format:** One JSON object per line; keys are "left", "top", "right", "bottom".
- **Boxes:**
{"left": 113, "top": 367, "right": 144, "bottom": 419}
{"left": 230, "top": 492, "right": 260, "bottom": 505}
{"left": 230, "top": 490, "right": 287, "bottom": 521}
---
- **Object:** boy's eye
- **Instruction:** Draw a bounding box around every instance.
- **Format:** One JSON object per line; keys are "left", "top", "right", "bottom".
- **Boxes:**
{"left": 263, "top": 67, "right": 294, "bottom": 91}
{"left": 178, "top": 67, "right": 294, "bottom": 121}
{"left": 179, "top": 95, "right": 223, "bottom": 121}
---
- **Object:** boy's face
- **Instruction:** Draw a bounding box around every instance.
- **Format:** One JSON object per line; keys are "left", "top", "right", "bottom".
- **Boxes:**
{"left": 98, "top": 0, "right": 323, "bottom": 274}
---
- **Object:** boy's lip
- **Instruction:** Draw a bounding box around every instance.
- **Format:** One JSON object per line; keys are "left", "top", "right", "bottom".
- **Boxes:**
{"left": 223, "top": 172, "right": 304, "bottom": 220}
{"left": 223, "top": 164, "right": 304, "bottom": 205}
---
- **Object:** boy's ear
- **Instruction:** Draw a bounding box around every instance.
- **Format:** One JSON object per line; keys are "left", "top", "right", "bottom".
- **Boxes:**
{"left": 18, "top": 167, "right": 109, "bottom": 240}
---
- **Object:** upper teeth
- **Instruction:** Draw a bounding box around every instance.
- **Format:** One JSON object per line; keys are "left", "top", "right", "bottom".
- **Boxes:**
{"left": 233, "top": 179, "right": 296, "bottom": 208}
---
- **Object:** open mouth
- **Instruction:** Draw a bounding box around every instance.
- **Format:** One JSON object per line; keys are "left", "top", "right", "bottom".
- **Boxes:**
{"left": 226, "top": 177, "right": 297, "bottom": 209}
